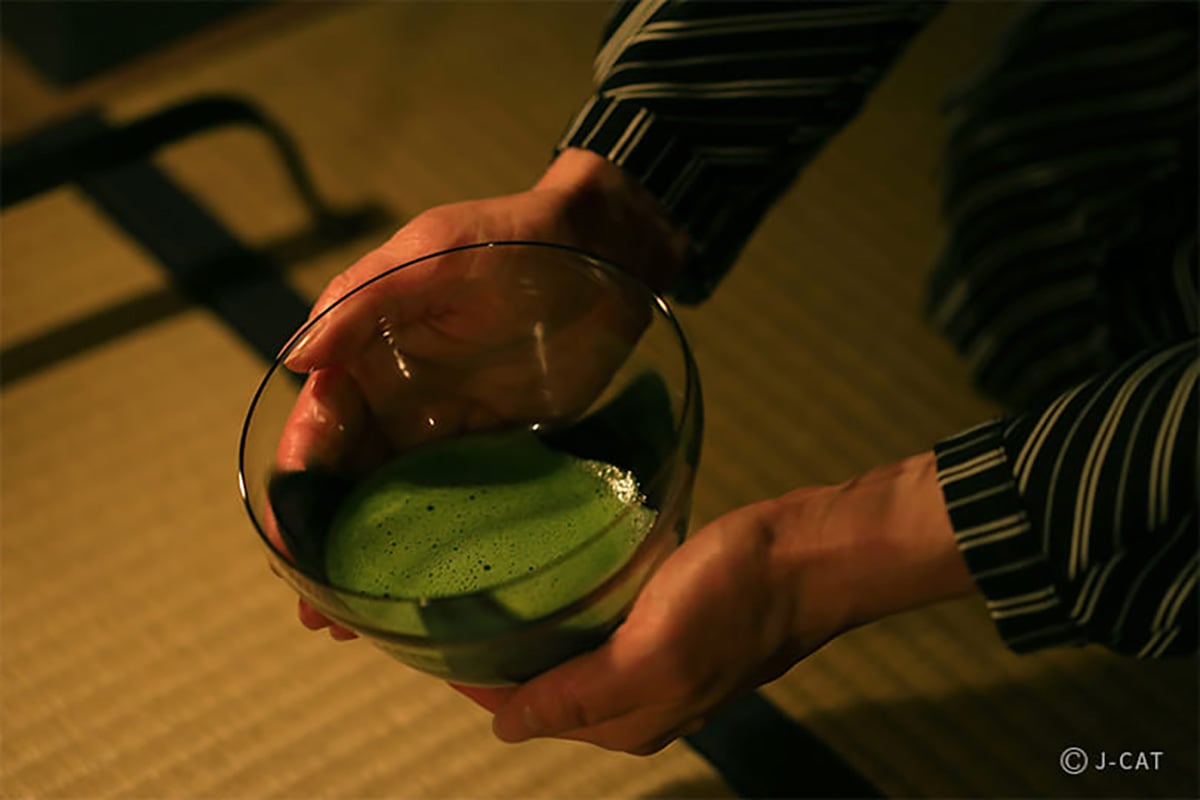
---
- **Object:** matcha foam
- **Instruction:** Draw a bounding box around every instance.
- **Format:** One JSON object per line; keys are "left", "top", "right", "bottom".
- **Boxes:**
{"left": 324, "top": 431, "right": 656, "bottom": 609}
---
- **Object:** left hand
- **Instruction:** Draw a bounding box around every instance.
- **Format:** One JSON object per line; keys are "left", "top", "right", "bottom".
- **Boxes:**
{"left": 452, "top": 452, "right": 976, "bottom": 755}
{"left": 271, "top": 149, "right": 691, "bottom": 639}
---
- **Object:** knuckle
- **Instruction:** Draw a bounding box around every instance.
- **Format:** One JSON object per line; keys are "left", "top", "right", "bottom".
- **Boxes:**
{"left": 550, "top": 677, "right": 596, "bottom": 731}
{"left": 383, "top": 208, "right": 457, "bottom": 254}
{"left": 324, "top": 270, "right": 359, "bottom": 302}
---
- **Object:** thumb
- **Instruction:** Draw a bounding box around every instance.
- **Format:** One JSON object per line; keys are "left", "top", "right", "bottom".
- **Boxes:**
{"left": 448, "top": 682, "right": 517, "bottom": 713}
{"left": 281, "top": 291, "right": 379, "bottom": 373}
{"left": 282, "top": 245, "right": 443, "bottom": 372}
{"left": 490, "top": 638, "right": 652, "bottom": 743}
{"left": 281, "top": 243, "right": 407, "bottom": 372}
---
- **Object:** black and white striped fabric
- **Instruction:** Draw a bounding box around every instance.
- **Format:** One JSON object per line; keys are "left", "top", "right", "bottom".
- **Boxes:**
{"left": 558, "top": 0, "right": 1198, "bottom": 657}
{"left": 558, "top": 0, "right": 942, "bottom": 303}
{"left": 929, "top": 2, "right": 1197, "bottom": 656}
{"left": 936, "top": 342, "right": 1196, "bottom": 657}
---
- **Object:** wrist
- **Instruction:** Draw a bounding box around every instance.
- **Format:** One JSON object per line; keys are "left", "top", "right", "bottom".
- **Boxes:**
{"left": 763, "top": 452, "right": 977, "bottom": 645}
{"left": 841, "top": 452, "right": 977, "bottom": 626}
{"left": 534, "top": 148, "right": 692, "bottom": 293}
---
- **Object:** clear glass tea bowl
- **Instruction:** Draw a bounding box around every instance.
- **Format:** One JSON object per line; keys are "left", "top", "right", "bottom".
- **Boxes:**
{"left": 239, "top": 241, "right": 702, "bottom": 686}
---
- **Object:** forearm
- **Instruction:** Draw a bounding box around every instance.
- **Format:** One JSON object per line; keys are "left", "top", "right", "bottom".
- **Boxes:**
{"left": 760, "top": 451, "right": 976, "bottom": 648}
{"left": 758, "top": 339, "right": 1197, "bottom": 659}
{"left": 834, "top": 452, "right": 977, "bottom": 627}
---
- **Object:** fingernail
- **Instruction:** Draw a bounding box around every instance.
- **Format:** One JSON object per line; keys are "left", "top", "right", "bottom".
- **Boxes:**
{"left": 493, "top": 704, "right": 543, "bottom": 743}
{"left": 329, "top": 625, "right": 358, "bottom": 641}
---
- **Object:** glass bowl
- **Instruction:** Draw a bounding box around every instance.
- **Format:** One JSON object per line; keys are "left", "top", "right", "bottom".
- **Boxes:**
{"left": 239, "top": 241, "right": 702, "bottom": 686}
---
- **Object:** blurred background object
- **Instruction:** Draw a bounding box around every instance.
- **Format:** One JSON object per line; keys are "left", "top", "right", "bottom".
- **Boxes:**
{"left": 2, "top": 0, "right": 263, "bottom": 85}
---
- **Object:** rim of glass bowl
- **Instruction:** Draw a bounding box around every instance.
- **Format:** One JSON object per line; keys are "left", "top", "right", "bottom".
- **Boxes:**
{"left": 237, "top": 240, "right": 700, "bottom": 606}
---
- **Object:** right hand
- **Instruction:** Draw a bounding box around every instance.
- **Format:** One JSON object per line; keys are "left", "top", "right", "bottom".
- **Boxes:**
{"left": 274, "top": 149, "right": 692, "bottom": 638}
{"left": 457, "top": 451, "right": 976, "bottom": 755}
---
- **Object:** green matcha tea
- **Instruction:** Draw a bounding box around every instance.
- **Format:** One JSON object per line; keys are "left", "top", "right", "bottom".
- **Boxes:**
{"left": 324, "top": 431, "right": 657, "bottom": 624}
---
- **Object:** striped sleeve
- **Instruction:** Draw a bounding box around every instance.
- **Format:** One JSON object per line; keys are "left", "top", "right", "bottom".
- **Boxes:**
{"left": 557, "top": 0, "right": 941, "bottom": 304}
{"left": 925, "top": 0, "right": 1198, "bottom": 411}
{"left": 935, "top": 340, "right": 1198, "bottom": 657}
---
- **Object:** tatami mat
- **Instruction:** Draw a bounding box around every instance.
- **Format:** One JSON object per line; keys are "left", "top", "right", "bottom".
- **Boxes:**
{"left": 0, "top": 305, "right": 733, "bottom": 800}
{"left": 1, "top": 191, "right": 169, "bottom": 345}
{"left": 2, "top": 3, "right": 1195, "bottom": 799}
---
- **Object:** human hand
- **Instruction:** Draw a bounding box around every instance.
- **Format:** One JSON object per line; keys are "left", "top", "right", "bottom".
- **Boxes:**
{"left": 454, "top": 452, "right": 976, "bottom": 755}
{"left": 274, "top": 150, "right": 692, "bottom": 638}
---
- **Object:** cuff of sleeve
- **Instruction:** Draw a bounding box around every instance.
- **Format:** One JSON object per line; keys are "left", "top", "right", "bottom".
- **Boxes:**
{"left": 557, "top": 96, "right": 798, "bottom": 304}
{"left": 934, "top": 420, "right": 1088, "bottom": 653}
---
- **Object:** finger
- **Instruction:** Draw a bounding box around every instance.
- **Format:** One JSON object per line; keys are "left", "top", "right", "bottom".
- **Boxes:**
{"left": 282, "top": 245, "right": 397, "bottom": 372}
{"left": 309, "top": 243, "right": 407, "bottom": 320}
{"left": 283, "top": 291, "right": 379, "bottom": 373}
{"left": 298, "top": 599, "right": 359, "bottom": 640}
{"left": 298, "top": 598, "right": 332, "bottom": 629}
{"left": 490, "top": 634, "right": 660, "bottom": 744}
{"left": 261, "top": 495, "right": 289, "bottom": 555}
{"left": 550, "top": 704, "right": 702, "bottom": 755}
{"left": 275, "top": 367, "right": 368, "bottom": 473}
{"left": 448, "top": 683, "right": 518, "bottom": 713}
{"left": 630, "top": 716, "right": 709, "bottom": 756}
{"left": 596, "top": 714, "right": 709, "bottom": 757}
{"left": 285, "top": 247, "right": 439, "bottom": 372}
{"left": 329, "top": 625, "right": 359, "bottom": 641}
